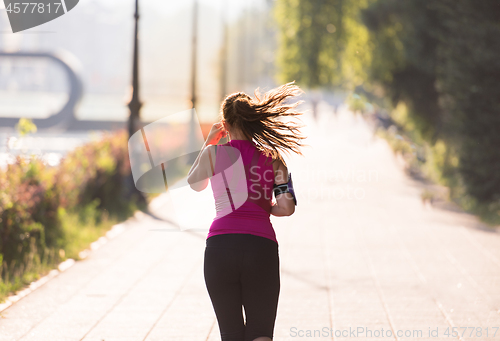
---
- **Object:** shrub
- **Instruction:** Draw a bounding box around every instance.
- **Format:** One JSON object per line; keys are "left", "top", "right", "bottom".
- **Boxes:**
{"left": 0, "top": 130, "right": 147, "bottom": 303}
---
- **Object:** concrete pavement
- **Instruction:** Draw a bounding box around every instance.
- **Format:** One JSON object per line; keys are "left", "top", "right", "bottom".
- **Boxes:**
{"left": 1, "top": 104, "right": 499, "bottom": 341}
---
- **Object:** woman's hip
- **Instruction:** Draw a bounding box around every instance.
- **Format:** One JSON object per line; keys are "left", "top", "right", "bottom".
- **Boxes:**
{"left": 204, "top": 233, "right": 279, "bottom": 279}
{"left": 205, "top": 233, "right": 278, "bottom": 251}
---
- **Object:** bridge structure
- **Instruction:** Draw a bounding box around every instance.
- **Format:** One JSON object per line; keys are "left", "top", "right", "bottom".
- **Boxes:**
{"left": 0, "top": 50, "right": 130, "bottom": 132}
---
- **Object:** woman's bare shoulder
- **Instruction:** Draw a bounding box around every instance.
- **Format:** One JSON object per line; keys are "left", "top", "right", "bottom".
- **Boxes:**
{"left": 271, "top": 156, "right": 287, "bottom": 172}
{"left": 272, "top": 158, "right": 288, "bottom": 184}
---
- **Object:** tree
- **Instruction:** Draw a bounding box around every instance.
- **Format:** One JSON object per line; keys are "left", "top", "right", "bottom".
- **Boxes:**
{"left": 274, "top": 0, "right": 373, "bottom": 117}
{"left": 361, "top": 0, "right": 442, "bottom": 143}
{"left": 431, "top": 0, "right": 500, "bottom": 204}
{"left": 362, "top": 0, "right": 500, "bottom": 205}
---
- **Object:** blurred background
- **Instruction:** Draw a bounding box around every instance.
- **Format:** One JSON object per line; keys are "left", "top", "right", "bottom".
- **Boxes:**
{"left": 0, "top": 0, "right": 279, "bottom": 167}
{"left": 1, "top": 0, "right": 499, "bottom": 319}
{"left": 0, "top": 0, "right": 278, "bottom": 123}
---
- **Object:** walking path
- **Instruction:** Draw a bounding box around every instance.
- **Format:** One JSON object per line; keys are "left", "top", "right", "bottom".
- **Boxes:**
{"left": 1, "top": 104, "right": 499, "bottom": 341}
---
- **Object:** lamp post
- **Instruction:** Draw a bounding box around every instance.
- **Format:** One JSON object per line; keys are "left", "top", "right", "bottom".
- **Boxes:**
{"left": 128, "top": 0, "right": 142, "bottom": 138}
{"left": 188, "top": 0, "right": 199, "bottom": 163}
{"left": 190, "top": 0, "right": 198, "bottom": 111}
{"left": 220, "top": 0, "right": 228, "bottom": 103}
{"left": 126, "top": 0, "right": 146, "bottom": 206}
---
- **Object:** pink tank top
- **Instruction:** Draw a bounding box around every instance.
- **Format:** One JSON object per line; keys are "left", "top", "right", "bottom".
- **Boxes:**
{"left": 207, "top": 139, "right": 278, "bottom": 244}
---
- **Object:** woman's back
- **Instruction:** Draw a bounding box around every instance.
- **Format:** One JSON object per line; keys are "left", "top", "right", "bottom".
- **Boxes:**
{"left": 207, "top": 139, "right": 278, "bottom": 244}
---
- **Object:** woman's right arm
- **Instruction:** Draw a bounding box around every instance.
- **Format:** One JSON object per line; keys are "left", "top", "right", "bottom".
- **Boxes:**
{"left": 270, "top": 159, "right": 295, "bottom": 217}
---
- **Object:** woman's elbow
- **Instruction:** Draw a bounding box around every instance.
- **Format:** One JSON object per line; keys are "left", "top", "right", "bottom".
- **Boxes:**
{"left": 189, "top": 184, "right": 201, "bottom": 192}
{"left": 190, "top": 183, "right": 207, "bottom": 192}
{"left": 284, "top": 204, "right": 295, "bottom": 216}
{"left": 187, "top": 177, "right": 197, "bottom": 191}
{"left": 188, "top": 177, "right": 207, "bottom": 192}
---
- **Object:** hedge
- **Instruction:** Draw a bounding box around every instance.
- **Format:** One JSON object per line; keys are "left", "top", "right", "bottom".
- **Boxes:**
{"left": 0, "top": 130, "right": 147, "bottom": 303}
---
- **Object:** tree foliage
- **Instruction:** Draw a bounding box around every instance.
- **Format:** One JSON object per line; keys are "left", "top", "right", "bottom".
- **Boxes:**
{"left": 431, "top": 0, "right": 500, "bottom": 203}
{"left": 362, "top": 0, "right": 500, "bottom": 204}
{"left": 274, "top": 0, "right": 373, "bottom": 90}
{"left": 275, "top": 0, "right": 500, "bottom": 207}
{"left": 361, "top": 0, "right": 442, "bottom": 143}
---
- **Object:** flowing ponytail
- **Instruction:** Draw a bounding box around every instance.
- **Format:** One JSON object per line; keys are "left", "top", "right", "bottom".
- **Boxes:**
{"left": 220, "top": 82, "right": 307, "bottom": 164}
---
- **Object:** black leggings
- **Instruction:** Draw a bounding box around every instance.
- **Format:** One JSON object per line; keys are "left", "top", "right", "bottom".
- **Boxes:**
{"left": 204, "top": 233, "right": 280, "bottom": 341}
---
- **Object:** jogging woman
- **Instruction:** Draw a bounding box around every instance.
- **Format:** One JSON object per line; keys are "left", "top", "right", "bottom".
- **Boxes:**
{"left": 187, "top": 82, "right": 306, "bottom": 341}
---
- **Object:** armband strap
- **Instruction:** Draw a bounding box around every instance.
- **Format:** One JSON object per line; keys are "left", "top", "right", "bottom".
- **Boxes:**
{"left": 273, "top": 173, "right": 297, "bottom": 206}
{"left": 273, "top": 183, "right": 289, "bottom": 196}
{"left": 288, "top": 173, "right": 297, "bottom": 206}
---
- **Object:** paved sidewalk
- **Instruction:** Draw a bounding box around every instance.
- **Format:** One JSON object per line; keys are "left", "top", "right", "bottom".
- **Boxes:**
{"left": 1, "top": 104, "right": 500, "bottom": 341}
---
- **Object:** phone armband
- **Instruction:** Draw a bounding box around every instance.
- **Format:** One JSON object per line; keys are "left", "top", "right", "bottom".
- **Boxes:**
{"left": 273, "top": 172, "right": 297, "bottom": 206}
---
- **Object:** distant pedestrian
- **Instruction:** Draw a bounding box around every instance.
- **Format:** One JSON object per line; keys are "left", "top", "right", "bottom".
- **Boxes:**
{"left": 187, "top": 82, "right": 306, "bottom": 341}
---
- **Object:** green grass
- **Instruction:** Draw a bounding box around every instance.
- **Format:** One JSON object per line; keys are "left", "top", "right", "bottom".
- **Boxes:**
{"left": 58, "top": 202, "right": 123, "bottom": 261}
{"left": 0, "top": 200, "right": 142, "bottom": 305}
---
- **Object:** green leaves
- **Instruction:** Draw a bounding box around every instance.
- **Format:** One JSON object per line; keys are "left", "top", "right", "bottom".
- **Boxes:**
{"left": 15, "top": 118, "right": 37, "bottom": 137}
{"left": 274, "top": 0, "right": 500, "bottom": 207}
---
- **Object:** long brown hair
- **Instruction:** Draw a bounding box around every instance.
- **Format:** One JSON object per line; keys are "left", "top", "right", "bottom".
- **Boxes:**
{"left": 220, "top": 82, "right": 307, "bottom": 164}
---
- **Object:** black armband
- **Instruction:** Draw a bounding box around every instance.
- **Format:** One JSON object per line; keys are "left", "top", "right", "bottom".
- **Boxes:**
{"left": 273, "top": 173, "right": 297, "bottom": 206}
